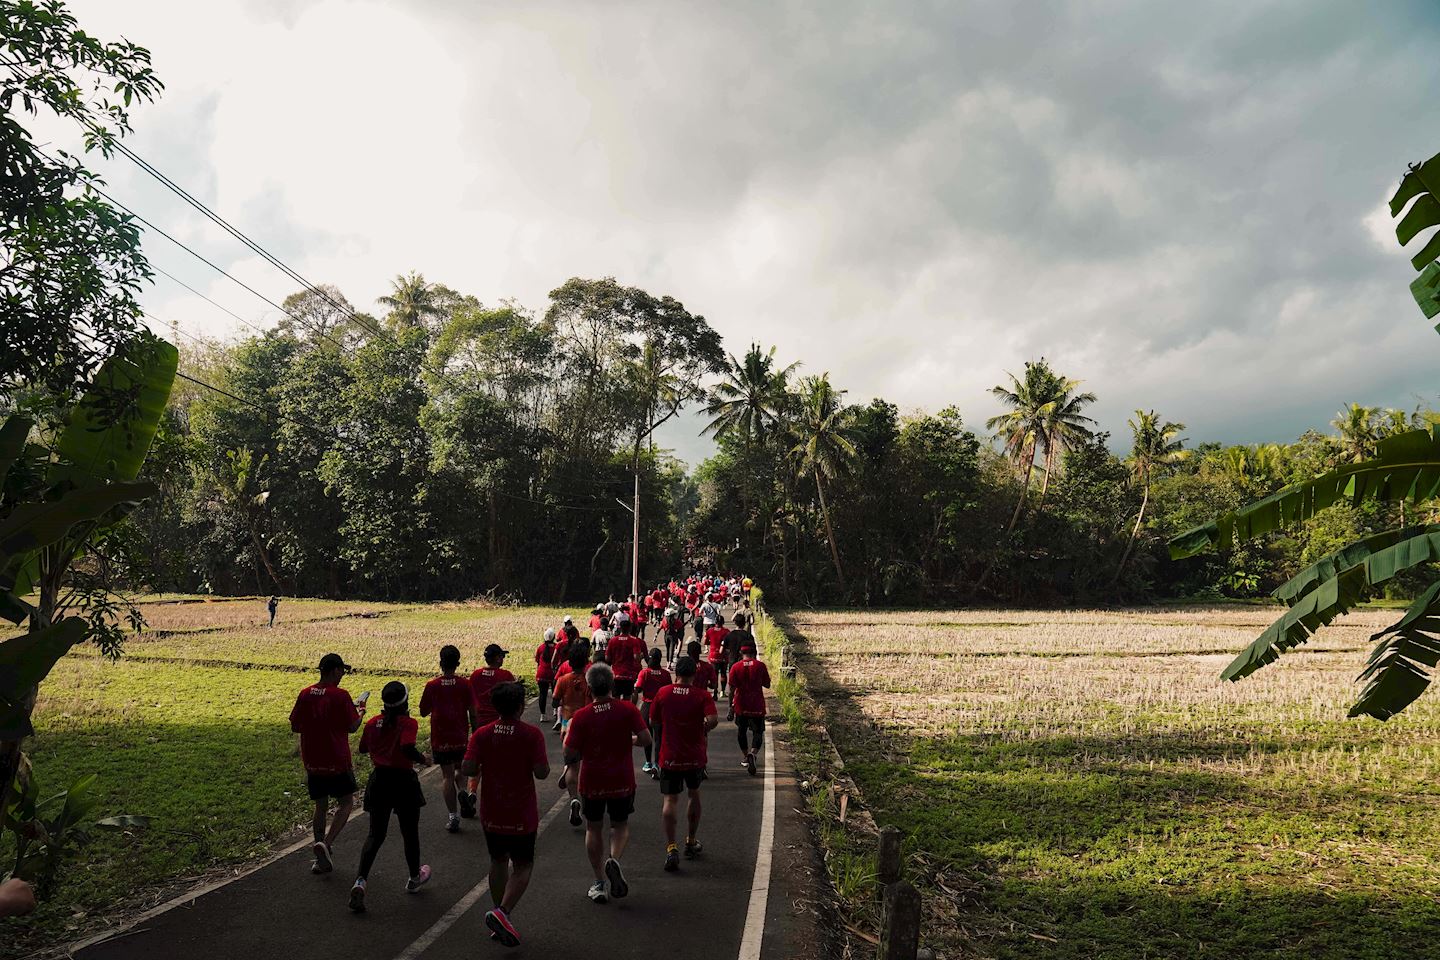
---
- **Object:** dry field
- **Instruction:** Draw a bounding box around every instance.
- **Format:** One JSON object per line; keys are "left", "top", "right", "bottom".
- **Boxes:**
{"left": 785, "top": 605, "right": 1440, "bottom": 960}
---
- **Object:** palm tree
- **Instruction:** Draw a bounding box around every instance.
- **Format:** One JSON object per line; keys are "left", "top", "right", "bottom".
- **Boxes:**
{"left": 1332, "top": 403, "right": 1381, "bottom": 464}
{"left": 789, "top": 374, "right": 855, "bottom": 588}
{"left": 702, "top": 343, "right": 798, "bottom": 449}
{"left": 377, "top": 272, "right": 446, "bottom": 332}
{"left": 1116, "top": 410, "right": 1188, "bottom": 580}
{"left": 985, "top": 360, "right": 1054, "bottom": 531}
{"left": 1036, "top": 375, "right": 1097, "bottom": 505}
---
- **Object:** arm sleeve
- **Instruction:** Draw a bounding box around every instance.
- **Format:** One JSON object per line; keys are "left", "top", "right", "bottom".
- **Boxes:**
{"left": 288, "top": 695, "right": 303, "bottom": 732}
{"left": 401, "top": 718, "right": 417, "bottom": 747}
{"left": 703, "top": 693, "right": 718, "bottom": 718}
{"left": 418, "top": 684, "right": 433, "bottom": 717}
{"left": 343, "top": 692, "right": 360, "bottom": 727}
{"left": 463, "top": 730, "right": 482, "bottom": 771}
{"left": 761, "top": 665, "right": 772, "bottom": 688}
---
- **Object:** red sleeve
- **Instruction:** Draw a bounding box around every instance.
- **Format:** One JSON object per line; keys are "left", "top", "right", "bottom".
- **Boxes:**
{"left": 703, "top": 691, "right": 718, "bottom": 717}
{"left": 629, "top": 702, "right": 647, "bottom": 734}
{"left": 463, "top": 728, "right": 483, "bottom": 769}
{"left": 289, "top": 693, "right": 304, "bottom": 732}
{"left": 531, "top": 726, "right": 548, "bottom": 769}
{"left": 358, "top": 721, "right": 372, "bottom": 755}
{"left": 760, "top": 664, "right": 771, "bottom": 688}
{"left": 503, "top": 669, "right": 516, "bottom": 682}
{"left": 563, "top": 713, "right": 583, "bottom": 755}
{"left": 419, "top": 682, "right": 434, "bottom": 717}
{"left": 335, "top": 688, "right": 359, "bottom": 729}
{"left": 401, "top": 717, "right": 418, "bottom": 747}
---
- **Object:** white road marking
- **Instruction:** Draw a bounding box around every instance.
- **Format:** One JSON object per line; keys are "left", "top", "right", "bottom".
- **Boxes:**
{"left": 737, "top": 729, "right": 776, "bottom": 960}
{"left": 392, "top": 792, "right": 571, "bottom": 960}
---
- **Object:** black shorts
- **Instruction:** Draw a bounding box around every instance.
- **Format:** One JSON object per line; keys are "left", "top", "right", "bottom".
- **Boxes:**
{"left": 614, "top": 677, "right": 636, "bottom": 699}
{"left": 484, "top": 830, "right": 537, "bottom": 865}
{"left": 581, "top": 793, "right": 635, "bottom": 823}
{"left": 432, "top": 748, "right": 465, "bottom": 766}
{"left": 658, "top": 768, "right": 707, "bottom": 795}
{"left": 363, "top": 766, "right": 426, "bottom": 813}
{"left": 306, "top": 770, "right": 357, "bottom": 801}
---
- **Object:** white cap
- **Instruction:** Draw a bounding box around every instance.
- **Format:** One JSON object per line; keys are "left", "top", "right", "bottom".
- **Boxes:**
{"left": 544, "top": 627, "right": 556, "bottom": 641}
{"left": 563, "top": 615, "right": 573, "bottom": 624}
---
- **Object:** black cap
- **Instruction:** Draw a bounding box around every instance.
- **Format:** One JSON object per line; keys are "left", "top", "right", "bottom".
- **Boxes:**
{"left": 484, "top": 643, "right": 508, "bottom": 659}
{"left": 674, "top": 656, "right": 696, "bottom": 677}
{"left": 319, "top": 653, "right": 351, "bottom": 674}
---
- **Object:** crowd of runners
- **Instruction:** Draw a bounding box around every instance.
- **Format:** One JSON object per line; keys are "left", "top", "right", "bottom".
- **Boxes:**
{"left": 287, "top": 574, "right": 763, "bottom": 948}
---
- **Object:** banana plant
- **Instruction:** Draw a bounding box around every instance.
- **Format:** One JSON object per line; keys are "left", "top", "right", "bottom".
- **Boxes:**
{"left": 1170, "top": 148, "right": 1440, "bottom": 720}
{"left": 0, "top": 333, "right": 177, "bottom": 820}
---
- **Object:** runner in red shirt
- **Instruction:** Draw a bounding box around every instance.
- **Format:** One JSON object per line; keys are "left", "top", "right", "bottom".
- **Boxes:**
{"left": 728, "top": 640, "right": 772, "bottom": 776}
{"left": 687, "top": 640, "right": 717, "bottom": 697}
{"left": 651, "top": 655, "right": 719, "bottom": 871}
{"left": 288, "top": 652, "right": 365, "bottom": 875}
{"left": 562, "top": 663, "right": 651, "bottom": 904}
{"left": 607, "top": 621, "right": 645, "bottom": 701}
{"left": 418, "top": 644, "right": 477, "bottom": 832}
{"left": 462, "top": 682, "right": 549, "bottom": 948}
{"left": 705, "top": 616, "right": 731, "bottom": 695}
{"left": 636, "top": 648, "right": 672, "bottom": 777}
{"left": 465, "top": 643, "right": 515, "bottom": 810}
{"left": 535, "top": 629, "right": 559, "bottom": 723}
{"left": 349, "top": 681, "right": 432, "bottom": 912}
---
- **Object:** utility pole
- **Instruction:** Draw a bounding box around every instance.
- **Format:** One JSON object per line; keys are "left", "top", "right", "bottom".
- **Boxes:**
{"left": 616, "top": 473, "right": 640, "bottom": 598}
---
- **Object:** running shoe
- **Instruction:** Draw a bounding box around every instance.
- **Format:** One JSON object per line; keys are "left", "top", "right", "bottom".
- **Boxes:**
{"left": 746, "top": 753, "right": 757, "bottom": 776}
{"left": 588, "top": 880, "right": 608, "bottom": 904}
{"left": 641, "top": 761, "right": 654, "bottom": 774}
{"left": 348, "top": 879, "right": 366, "bottom": 913}
{"left": 405, "top": 865, "right": 432, "bottom": 892}
{"left": 458, "top": 790, "right": 477, "bottom": 819}
{"left": 312, "top": 841, "right": 333, "bottom": 874}
{"left": 446, "top": 813, "right": 460, "bottom": 834}
{"left": 568, "top": 798, "right": 583, "bottom": 826}
{"left": 685, "top": 839, "right": 703, "bottom": 859}
{"left": 604, "top": 857, "right": 629, "bottom": 899}
{"left": 485, "top": 908, "right": 521, "bottom": 947}
{"left": 553, "top": 717, "right": 562, "bottom": 732}
{"left": 664, "top": 845, "right": 680, "bottom": 873}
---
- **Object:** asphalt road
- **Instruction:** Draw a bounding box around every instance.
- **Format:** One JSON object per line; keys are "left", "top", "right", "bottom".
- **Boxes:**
{"left": 73, "top": 620, "right": 823, "bottom": 960}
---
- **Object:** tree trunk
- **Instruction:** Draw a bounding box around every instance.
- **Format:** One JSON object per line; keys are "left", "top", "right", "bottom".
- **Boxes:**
{"left": 816, "top": 473, "right": 846, "bottom": 588}
{"left": 1006, "top": 446, "right": 1037, "bottom": 533}
{"left": 248, "top": 521, "right": 283, "bottom": 591}
{"left": 1115, "top": 479, "right": 1150, "bottom": 583}
{"left": 1037, "top": 432, "right": 1056, "bottom": 506}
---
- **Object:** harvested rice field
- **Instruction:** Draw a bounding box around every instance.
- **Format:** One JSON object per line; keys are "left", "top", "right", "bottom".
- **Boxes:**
{"left": 782, "top": 605, "right": 1440, "bottom": 960}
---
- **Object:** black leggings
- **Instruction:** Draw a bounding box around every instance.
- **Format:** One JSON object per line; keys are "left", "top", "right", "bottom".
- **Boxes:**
{"left": 537, "top": 679, "right": 552, "bottom": 715}
{"left": 737, "top": 716, "right": 765, "bottom": 754}
{"left": 358, "top": 804, "right": 420, "bottom": 880}
{"left": 664, "top": 632, "right": 681, "bottom": 662}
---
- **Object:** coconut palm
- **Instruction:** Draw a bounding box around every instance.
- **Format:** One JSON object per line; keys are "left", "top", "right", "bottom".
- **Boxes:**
{"left": 702, "top": 343, "right": 799, "bottom": 449}
{"left": 986, "top": 359, "right": 1072, "bottom": 531}
{"left": 1036, "top": 375, "right": 1097, "bottom": 505}
{"left": 789, "top": 374, "right": 855, "bottom": 588}
{"left": 1116, "top": 410, "right": 1187, "bottom": 580}
{"left": 1332, "top": 403, "right": 1381, "bottom": 464}
{"left": 377, "top": 272, "right": 447, "bottom": 332}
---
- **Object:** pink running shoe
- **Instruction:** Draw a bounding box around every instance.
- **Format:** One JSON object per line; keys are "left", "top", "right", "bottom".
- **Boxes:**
{"left": 405, "top": 865, "right": 432, "bottom": 892}
{"left": 485, "top": 908, "right": 521, "bottom": 947}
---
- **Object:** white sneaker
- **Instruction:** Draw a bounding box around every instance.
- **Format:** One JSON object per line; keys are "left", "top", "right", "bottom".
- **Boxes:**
{"left": 446, "top": 813, "right": 460, "bottom": 833}
{"left": 312, "top": 841, "right": 333, "bottom": 874}
{"left": 588, "top": 880, "right": 608, "bottom": 904}
{"left": 348, "top": 879, "right": 366, "bottom": 912}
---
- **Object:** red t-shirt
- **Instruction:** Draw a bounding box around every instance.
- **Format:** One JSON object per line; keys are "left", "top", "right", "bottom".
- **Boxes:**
{"left": 706, "top": 626, "right": 730, "bottom": 662}
{"left": 470, "top": 666, "right": 515, "bottom": 726}
{"left": 638, "top": 666, "right": 672, "bottom": 702}
{"left": 360, "top": 713, "right": 419, "bottom": 769}
{"left": 693, "top": 659, "right": 717, "bottom": 694}
{"left": 563, "top": 697, "right": 646, "bottom": 798}
{"left": 535, "top": 643, "right": 557, "bottom": 682}
{"left": 589, "top": 614, "right": 604, "bottom": 632}
{"left": 728, "top": 659, "right": 771, "bottom": 717}
{"left": 652, "top": 682, "right": 717, "bottom": 770}
{"left": 463, "top": 718, "right": 548, "bottom": 834}
{"left": 608, "top": 634, "right": 645, "bottom": 680}
{"left": 289, "top": 682, "right": 360, "bottom": 774}
{"left": 419, "top": 674, "right": 473, "bottom": 753}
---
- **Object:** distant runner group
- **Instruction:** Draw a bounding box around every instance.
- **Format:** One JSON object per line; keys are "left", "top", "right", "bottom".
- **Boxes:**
{"left": 286, "top": 574, "right": 763, "bottom": 948}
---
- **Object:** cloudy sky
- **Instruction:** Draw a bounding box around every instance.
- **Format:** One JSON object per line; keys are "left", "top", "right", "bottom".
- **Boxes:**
{"left": 52, "top": 0, "right": 1440, "bottom": 465}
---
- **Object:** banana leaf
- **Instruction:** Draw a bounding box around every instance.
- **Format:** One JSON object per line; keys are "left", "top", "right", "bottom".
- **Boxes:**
{"left": 1391, "top": 150, "right": 1440, "bottom": 271}
{"left": 1412, "top": 262, "right": 1440, "bottom": 324}
{"left": 1222, "top": 526, "right": 1440, "bottom": 681}
{"left": 0, "top": 617, "right": 88, "bottom": 739}
{"left": 1170, "top": 425, "right": 1440, "bottom": 558}
{"left": 0, "top": 416, "right": 31, "bottom": 487}
{"left": 54, "top": 336, "right": 177, "bottom": 486}
{"left": 1350, "top": 581, "right": 1440, "bottom": 720}
{"left": 0, "top": 481, "right": 157, "bottom": 558}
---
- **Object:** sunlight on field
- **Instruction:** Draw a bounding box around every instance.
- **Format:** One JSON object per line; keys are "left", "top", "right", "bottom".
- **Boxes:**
{"left": 787, "top": 605, "right": 1440, "bottom": 959}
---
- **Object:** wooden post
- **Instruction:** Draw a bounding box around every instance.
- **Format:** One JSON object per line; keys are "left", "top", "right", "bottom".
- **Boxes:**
{"left": 878, "top": 826, "right": 903, "bottom": 890}
{"left": 878, "top": 880, "right": 921, "bottom": 960}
